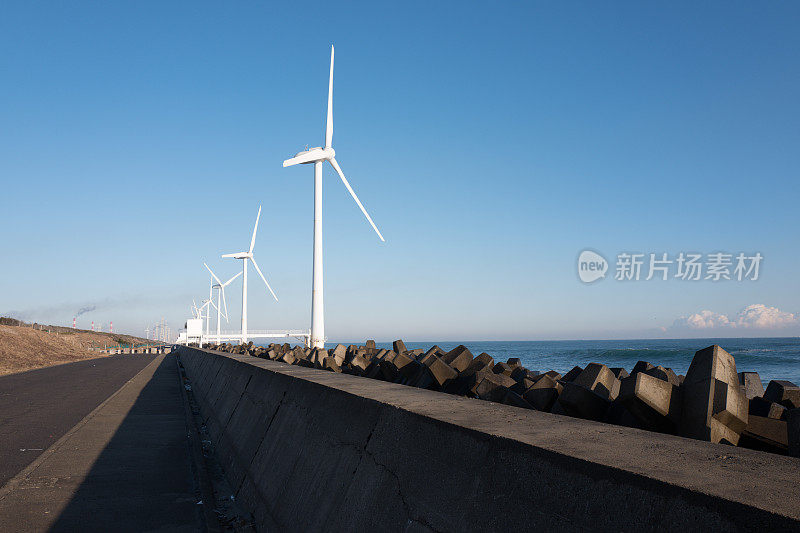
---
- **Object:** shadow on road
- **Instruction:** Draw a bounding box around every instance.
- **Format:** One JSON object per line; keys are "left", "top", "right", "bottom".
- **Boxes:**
{"left": 0, "top": 356, "right": 156, "bottom": 487}
{"left": 48, "top": 355, "right": 203, "bottom": 532}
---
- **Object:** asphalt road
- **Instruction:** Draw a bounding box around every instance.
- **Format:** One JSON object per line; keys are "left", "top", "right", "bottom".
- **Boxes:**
{"left": 0, "top": 355, "right": 156, "bottom": 486}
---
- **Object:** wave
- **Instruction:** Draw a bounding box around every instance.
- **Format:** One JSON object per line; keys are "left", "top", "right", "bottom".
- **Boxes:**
{"left": 595, "top": 348, "right": 689, "bottom": 359}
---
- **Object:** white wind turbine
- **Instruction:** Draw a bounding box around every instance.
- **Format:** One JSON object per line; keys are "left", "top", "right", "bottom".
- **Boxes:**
{"left": 191, "top": 300, "right": 203, "bottom": 319}
{"left": 190, "top": 299, "right": 214, "bottom": 347}
{"left": 283, "top": 45, "right": 385, "bottom": 349}
{"left": 198, "top": 298, "right": 217, "bottom": 347}
{"left": 221, "top": 206, "right": 278, "bottom": 343}
{"left": 204, "top": 262, "right": 242, "bottom": 342}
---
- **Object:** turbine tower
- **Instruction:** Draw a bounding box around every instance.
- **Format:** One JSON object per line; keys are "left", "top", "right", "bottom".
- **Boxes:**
{"left": 222, "top": 206, "right": 278, "bottom": 343}
{"left": 283, "top": 45, "right": 385, "bottom": 348}
{"left": 204, "top": 262, "right": 242, "bottom": 341}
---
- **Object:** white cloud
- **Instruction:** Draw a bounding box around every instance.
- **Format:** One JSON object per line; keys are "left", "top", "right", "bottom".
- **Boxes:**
{"left": 671, "top": 304, "right": 798, "bottom": 331}
{"left": 674, "top": 309, "right": 732, "bottom": 329}
{"left": 735, "top": 304, "right": 798, "bottom": 329}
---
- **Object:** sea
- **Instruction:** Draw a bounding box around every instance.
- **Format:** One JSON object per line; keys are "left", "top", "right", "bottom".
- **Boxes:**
{"left": 324, "top": 337, "right": 800, "bottom": 386}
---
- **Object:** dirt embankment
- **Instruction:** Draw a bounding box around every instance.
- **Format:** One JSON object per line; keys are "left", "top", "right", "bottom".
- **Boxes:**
{"left": 0, "top": 324, "right": 148, "bottom": 376}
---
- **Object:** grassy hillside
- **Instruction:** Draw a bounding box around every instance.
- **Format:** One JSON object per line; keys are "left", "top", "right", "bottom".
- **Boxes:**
{"left": 0, "top": 322, "right": 149, "bottom": 376}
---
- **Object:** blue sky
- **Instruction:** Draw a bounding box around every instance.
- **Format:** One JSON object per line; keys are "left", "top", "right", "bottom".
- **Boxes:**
{"left": 1, "top": 1, "right": 798, "bottom": 340}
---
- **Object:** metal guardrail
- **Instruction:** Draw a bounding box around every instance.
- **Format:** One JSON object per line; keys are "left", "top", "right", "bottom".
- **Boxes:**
{"left": 190, "top": 330, "right": 313, "bottom": 347}
{"left": 214, "top": 330, "right": 310, "bottom": 336}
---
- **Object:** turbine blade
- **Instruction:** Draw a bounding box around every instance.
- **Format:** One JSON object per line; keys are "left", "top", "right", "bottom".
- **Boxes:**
{"left": 328, "top": 158, "right": 385, "bottom": 242}
{"left": 204, "top": 262, "right": 222, "bottom": 286}
{"left": 325, "top": 45, "right": 334, "bottom": 148}
{"left": 249, "top": 205, "right": 261, "bottom": 254}
{"left": 283, "top": 151, "right": 322, "bottom": 167}
{"left": 221, "top": 253, "right": 239, "bottom": 258}
{"left": 223, "top": 271, "right": 242, "bottom": 287}
{"left": 250, "top": 257, "right": 279, "bottom": 302}
{"left": 222, "top": 287, "right": 229, "bottom": 322}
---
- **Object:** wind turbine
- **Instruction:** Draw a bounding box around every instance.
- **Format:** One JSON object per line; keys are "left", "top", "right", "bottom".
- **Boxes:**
{"left": 191, "top": 300, "right": 202, "bottom": 319}
{"left": 283, "top": 45, "right": 385, "bottom": 349}
{"left": 192, "top": 298, "right": 217, "bottom": 347}
{"left": 204, "top": 262, "right": 242, "bottom": 342}
{"left": 221, "top": 206, "right": 278, "bottom": 343}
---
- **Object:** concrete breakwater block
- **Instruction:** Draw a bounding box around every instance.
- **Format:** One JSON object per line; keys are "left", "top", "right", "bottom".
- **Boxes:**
{"left": 557, "top": 382, "right": 611, "bottom": 421}
{"left": 492, "top": 362, "right": 516, "bottom": 377}
{"left": 425, "top": 356, "right": 459, "bottom": 389}
{"left": 474, "top": 372, "right": 517, "bottom": 402}
{"left": 740, "top": 415, "right": 789, "bottom": 452}
{"left": 555, "top": 363, "right": 621, "bottom": 421}
{"left": 618, "top": 372, "right": 681, "bottom": 432}
{"left": 392, "top": 339, "right": 406, "bottom": 354}
{"left": 442, "top": 345, "right": 473, "bottom": 373}
{"left": 646, "top": 366, "right": 681, "bottom": 387}
{"left": 573, "top": 363, "right": 621, "bottom": 401}
{"left": 502, "top": 389, "right": 533, "bottom": 409}
{"left": 739, "top": 371, "right": 765, "bottom": 400}
{"left": 323, "top": 356, "right": 342, "bottom": 373}
{"left": 522, "top": 375, "right": 562, "bottom": 412}
{"left": 222, "top": 339, "right": 796, "bottom": 457}
{"left": 444, "top": 353, "right": 494, "bottom": 396}
{"left": 680, "top": 345, "right": 748, "bottom": 445}
{"left": 347, "top": 353, "right": 369, "bottom": 375}
{"left": 749, "top": 397, "right": 788, "bottom": 420}
{"left": 611, "top": 367, "right": 629, "bottom": 380}
{"left": 331, "top": 344, "right": 347, "bottom": 365}
{"left": 763, "top": 380, "right": 800, "bottom": 409}
{"left": 562, "top": 365, "right": 583, "bottom": 382}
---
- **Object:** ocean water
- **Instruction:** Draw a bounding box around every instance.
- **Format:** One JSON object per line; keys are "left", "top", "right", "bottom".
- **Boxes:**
{"left": 328, "top": 337, "right": 800, "bottom": 386}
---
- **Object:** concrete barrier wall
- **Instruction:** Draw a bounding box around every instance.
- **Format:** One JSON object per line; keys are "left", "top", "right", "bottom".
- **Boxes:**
{"left": 177, "top": 347, "right": 800, "bottom": 532}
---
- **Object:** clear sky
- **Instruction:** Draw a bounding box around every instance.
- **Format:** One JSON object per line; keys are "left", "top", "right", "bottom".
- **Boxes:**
{"left": 1, "top": 1, "right": 798, "bottom": 341}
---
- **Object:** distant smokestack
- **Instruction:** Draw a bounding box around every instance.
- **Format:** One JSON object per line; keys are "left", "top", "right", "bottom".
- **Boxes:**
{"left": 110, "top": 321, "right": 113, "bottom": 334}
{"left": 91, "top": 321, "right": 94, "bottom": 331}
{"left": 73, "top": 317, "right": 76, "bottom": 329}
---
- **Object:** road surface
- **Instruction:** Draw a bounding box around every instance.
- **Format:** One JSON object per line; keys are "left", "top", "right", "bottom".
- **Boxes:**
{"left": 0, "top": 355, "right": 156, "bottom": 486}
{"left": 0, "top": 354, "right": 207, "bottom": 531}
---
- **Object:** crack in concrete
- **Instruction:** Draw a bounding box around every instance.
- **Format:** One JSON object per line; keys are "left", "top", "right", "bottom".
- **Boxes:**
{"left": 329, "top": 412, "right": 443, "bottom": 533}
{"left": 221, "top": 374, "right": 252, "bottom": 433}
{"left": 364, "top": 449, "right": 443, "bottom": 533}
{"left": 197, "top": 364, "right": 225, "bottom": 427}
{"left": 235, "top": 389, "right": 288, "bottom": 498}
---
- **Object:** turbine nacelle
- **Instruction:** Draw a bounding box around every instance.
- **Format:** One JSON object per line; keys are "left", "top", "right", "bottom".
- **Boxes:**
{"left": 221, "top": 252, "right": 252, "bottom": 260}
{"left": 282, "top": 147, "right": 335, "bottom": 167}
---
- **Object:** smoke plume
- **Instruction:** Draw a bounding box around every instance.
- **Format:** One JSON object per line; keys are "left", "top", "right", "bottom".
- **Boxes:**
{"left": 75, "top": 305, "right": 96, "bottom": 318}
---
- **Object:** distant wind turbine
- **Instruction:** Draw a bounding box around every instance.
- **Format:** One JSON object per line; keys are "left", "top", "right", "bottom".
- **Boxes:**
{"left": 196, "top": 298, "right": 217, "bottom": 347}
{"left": 191, "top": 300, "right": 202, "bottom": 319}
{"left": 221, "top": 206, "right": 278, "bottom": 343}
{"left": 204, "top": 262, "right": 242, "bottom": 341}
{"left": 283, "top": 45, "right": 385, "bottom": 349}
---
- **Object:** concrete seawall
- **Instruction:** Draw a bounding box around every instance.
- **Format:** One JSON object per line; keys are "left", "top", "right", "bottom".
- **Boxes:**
{"left": 177, "top": 346, "right": 800, "bottom": 532}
